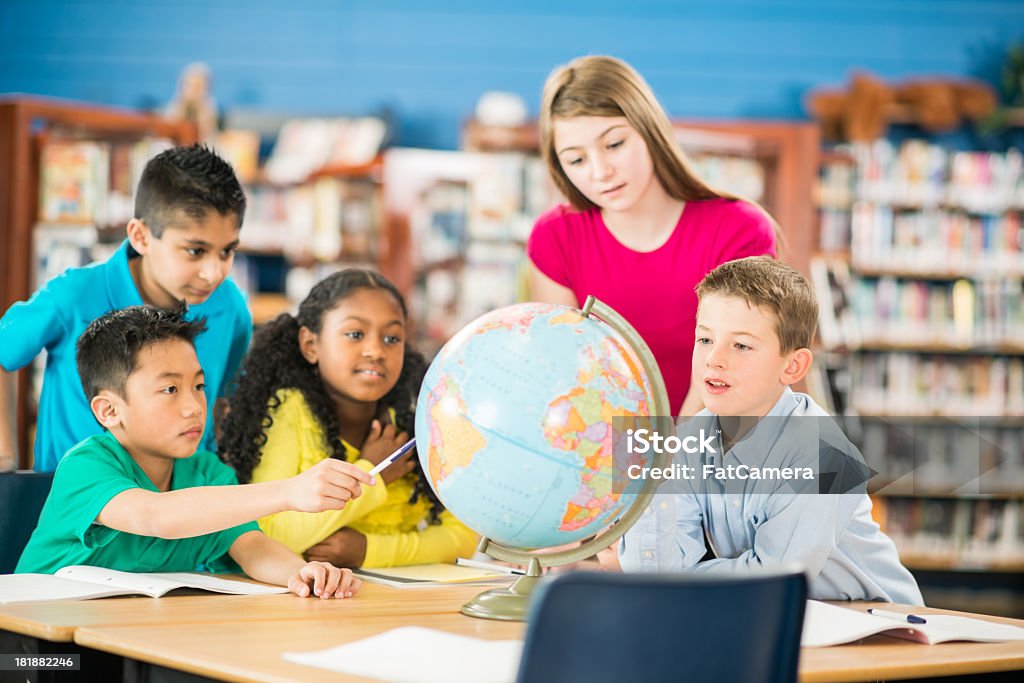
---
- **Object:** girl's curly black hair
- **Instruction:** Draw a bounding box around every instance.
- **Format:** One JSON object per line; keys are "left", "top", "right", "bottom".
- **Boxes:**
{"left": 219, "top": 268, "right": 442, "bottom": 522}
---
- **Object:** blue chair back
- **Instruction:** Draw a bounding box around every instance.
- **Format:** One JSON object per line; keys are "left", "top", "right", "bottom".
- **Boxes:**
{"left": 517, "top": 571, "right": 807, "bottom": 683}
{"left": 0, "top": 471, "right": 54, "bottom": 573}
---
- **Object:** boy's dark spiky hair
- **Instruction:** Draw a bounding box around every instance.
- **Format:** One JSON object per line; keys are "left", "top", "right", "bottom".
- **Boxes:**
{"left": 76, "top": 302, "right": 207, "bottom": 400}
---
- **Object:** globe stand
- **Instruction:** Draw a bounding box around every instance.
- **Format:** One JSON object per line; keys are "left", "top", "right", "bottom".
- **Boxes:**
{"left": 460, "top": 556, "right": 543, "bottom": 621}
{"left": 460, "top": 296, "right": 672, "bottom": 621}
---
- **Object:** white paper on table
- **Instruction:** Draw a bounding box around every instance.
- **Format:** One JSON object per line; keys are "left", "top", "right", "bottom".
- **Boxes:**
{"left": 282, "top": 626, "right": 523, "bottom": 683}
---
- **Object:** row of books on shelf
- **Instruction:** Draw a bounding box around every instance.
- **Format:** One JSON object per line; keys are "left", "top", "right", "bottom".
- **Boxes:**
{"left": 874, "top": 496, "right": 1024, "bottom": 570}
{"left": 854, "top": 419, "right": 1024, "bottom": 495}
{"left": 261, "top": 116, "right": 387, "bottom": 185}
{"left": 845, "top": 277, "right": 1023, "bottom": 350}
{"left": 847, "top": 203, "right": 1023, "bottom": 276}
{"left": 813, "top": 259, "right": 1024, "bottom": 351}
{"left": 411, "top": 242, "right": 525, "bottom": 354}
{"left": 688, "top": 154, "right": 765, "bottom": 204}
{"left": 823, "top": 140, "right": 1024, "bottom": 214}
{"left": 240, "top": 177, "right": 379, "bottom": 263}
{"left": 388, "top": 148, "right": 557, "bottom": 268}
{"left": 239, "top": 147, "right": 555, "bottom": 267}
{"left": 849, "top": 353, "right": 1024, "bottom": 417}
{"left": 236, "top": 148, "right": 558, "bottom": 340}
{"left": 37, "top": 138, "right": 173, "bottom": 227}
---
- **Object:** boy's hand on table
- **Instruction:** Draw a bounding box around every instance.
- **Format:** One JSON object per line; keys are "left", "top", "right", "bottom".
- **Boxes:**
{"left": 360, "top": 419, "right": 416, "bottom": 485}
{"left": 305, "top": 528, "right": 367, "bottom": 568}
{"left": 289, "top": 560, "right": 361, "bottom": 599}
{"left": 288, "top": 459, "right": 372, "bottom": 512}
{"left": 0, "top": 452, "right": 15, "bottom": 472}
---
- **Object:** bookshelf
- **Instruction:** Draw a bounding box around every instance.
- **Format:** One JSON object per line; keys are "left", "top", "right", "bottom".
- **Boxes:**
{"left": 227, "top": 114, "right": 391, "bottom": 324}
{"left": 235, "top": 155, "right": 387, "bottom": 324}
{"left": 812, "top": 134, "right": 1024, "bottom": 609}
{"left": 0, "top": 96, "right": 196, "bottom": 470}
{"left": 381, "top": 145, "right": 558, "bottom": 355}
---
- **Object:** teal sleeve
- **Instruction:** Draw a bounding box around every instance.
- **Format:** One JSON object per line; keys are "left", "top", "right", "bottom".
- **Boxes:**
{"left": 0, "top": 279, "right": 68, "bottom": 371}
{"left": 53, "top": 450, "right": 139, "bottom": 549}
{"left": 188, "top": 450, "right": 260, "bottom": 572}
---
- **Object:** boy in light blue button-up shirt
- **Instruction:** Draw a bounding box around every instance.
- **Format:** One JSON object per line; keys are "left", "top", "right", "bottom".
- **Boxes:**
{"left": 620, "top": 256, "right": 922, "bottom": 605}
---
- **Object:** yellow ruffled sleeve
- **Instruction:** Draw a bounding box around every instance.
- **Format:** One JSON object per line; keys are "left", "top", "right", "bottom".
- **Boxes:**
{"left": 250, "top": 389, "right": 389, "bottom": 554}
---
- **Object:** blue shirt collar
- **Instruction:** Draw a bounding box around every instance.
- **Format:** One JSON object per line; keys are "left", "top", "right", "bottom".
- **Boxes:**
{"left": 105, "top": 240, "right": 145, "bottom": 310}
{"left": 714, "top": 387, "right": 799, "bottom": 466}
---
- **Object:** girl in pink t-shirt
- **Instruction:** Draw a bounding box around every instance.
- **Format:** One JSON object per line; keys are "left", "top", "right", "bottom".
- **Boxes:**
{"left": 527, "top": 55, "right": 777, "bottom": 416}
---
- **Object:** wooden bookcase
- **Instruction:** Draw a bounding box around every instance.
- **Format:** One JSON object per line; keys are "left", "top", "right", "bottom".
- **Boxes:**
{"left": 0, "top": 96, "right": 195, "bottom": 469}
{"left": 236, "top": 155, "right": 387, "bottom": 325}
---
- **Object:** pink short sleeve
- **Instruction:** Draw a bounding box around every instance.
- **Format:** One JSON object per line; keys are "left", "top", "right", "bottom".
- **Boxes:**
{"left": 526, "top": 205, "right": 574, "bottom": 288}
{"left": 713, "top": 201, "right": 778, "bottom": 264}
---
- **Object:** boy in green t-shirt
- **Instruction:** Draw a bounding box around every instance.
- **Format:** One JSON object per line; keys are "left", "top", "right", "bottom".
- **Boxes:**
{"left": 17, "top": 305, "right": 374, "bottom": 599}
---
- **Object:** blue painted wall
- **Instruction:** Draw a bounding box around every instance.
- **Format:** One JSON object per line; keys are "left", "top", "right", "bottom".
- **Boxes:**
{"left": 1, "top": 0, "right": 1021, "bottom": 148}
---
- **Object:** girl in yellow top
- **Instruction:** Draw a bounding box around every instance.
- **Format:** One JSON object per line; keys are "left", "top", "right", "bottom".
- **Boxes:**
{"left": 219, "top": 269, "right": 477, "bottom": 567}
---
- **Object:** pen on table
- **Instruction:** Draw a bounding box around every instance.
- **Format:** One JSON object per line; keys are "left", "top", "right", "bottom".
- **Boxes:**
{"left": 456, "top": 557, "right": 527, "bottom": 576}
{"left": 368, "top": 439, "right": 418, "bottom": 477}
{"left": 867, "top": 608, "right": 927, "bottom": 624}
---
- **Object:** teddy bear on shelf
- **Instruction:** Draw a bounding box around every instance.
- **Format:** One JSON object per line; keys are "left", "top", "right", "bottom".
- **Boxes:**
{"left": 895, "top": 79, "right": 997, "bottom": 132}
{"left": 807, "top": 72, "right": 892, "bottom": 142}
{"left": 806, "top": 72, "right": 998, "bottom": 142}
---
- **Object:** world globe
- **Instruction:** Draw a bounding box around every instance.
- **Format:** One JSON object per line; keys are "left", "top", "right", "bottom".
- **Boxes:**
{"left": 415, "top": 298, "right": 671, "bottom": 620}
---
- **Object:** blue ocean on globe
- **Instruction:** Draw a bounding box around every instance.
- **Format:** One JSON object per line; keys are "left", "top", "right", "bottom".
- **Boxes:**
{"left": 415, "top": 302, "right": 658, "bottom": 549}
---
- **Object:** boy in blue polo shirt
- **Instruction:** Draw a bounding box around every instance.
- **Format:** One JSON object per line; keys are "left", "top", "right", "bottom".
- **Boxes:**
{"left": 18, "top": 305, "right": 371, "bottom": 599}
{"left": 620, "top": 257, "right": 922, "bottom": 605}
{"left": 0, "top": 145, "right": 251, "bottom": 471}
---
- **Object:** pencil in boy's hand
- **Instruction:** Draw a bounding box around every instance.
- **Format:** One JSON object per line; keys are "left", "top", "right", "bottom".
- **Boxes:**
{"left": 368, "top": 438, "right": 417, "bottom": 477}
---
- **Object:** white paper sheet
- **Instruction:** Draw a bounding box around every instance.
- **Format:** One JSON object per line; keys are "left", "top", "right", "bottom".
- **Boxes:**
{"left": 282, "top": 626, "right": 523, "bottom": 683}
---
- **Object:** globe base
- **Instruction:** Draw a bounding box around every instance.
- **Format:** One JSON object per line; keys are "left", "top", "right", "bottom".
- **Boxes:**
{"left": 460, "top": 574, "right": 542, "bottom": 621}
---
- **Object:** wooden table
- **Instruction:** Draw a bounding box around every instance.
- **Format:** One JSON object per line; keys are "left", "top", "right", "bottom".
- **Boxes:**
{"left": 0, "top": 583, "right": 495, "bottom": 683}
{"left": 0, "top": 583, "right": 485, "bottom": 642}
{"left": 78, "top": 612, "right": 524, "bottom": 683}
{"left": 4, "top": 585, "right": 1024, "bottom": 682}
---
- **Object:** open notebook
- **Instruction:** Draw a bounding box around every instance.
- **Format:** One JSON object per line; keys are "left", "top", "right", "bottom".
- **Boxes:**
{"left": 802, "top": 600, "right": 1024, "bottom": 647}
{"left": 0, "top": 566, "right": 287, "bottom": 603}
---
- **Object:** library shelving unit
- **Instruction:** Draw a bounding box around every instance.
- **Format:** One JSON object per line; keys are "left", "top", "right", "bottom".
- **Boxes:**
{"left": 229, "top": 114, "right": 392, "bottom": 324}
{"left": 236, "top": 155, "right": 387, "bottom": 325}
{"left": 811, "top": 125, "right": 1024, "bottom": 614}
{"left": 380, "top": 143, "right": 557, "bottom": 356}
{"left": 0, "top": 95, "right": 196, "bottom": 470}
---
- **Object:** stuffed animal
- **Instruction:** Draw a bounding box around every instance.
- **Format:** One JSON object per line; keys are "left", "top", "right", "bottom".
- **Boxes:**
{"left": 806, "top": 73, "right": 998, "bottom": 141}
{"left": 895, "top": 79, "right": 997, "bottom": 132}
